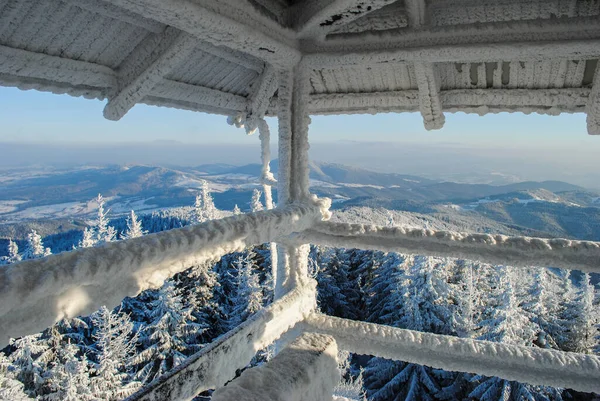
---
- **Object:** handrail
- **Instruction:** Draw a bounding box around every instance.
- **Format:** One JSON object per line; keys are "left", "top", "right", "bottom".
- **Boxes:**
{"left": 304, "top": 314, "right": 600, "bottom": 394}
{"left": 0, "top": 205, "right": 323, "bottom": 345}
{"left": 298, "top": 221, "right": 600, "bottom": 272}
{"left": 125, "top": 283, "right": 317, "bottom": 401}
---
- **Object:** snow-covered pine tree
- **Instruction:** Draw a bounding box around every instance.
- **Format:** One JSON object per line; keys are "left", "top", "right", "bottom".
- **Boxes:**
{"left": 193, "top": 181, "right": 219, "bottom": 223}
{"left": 78, "top": 227, "right": 96, "bottom": 248}
{"left": 522, "top": 268, "right": 562, "bottom": 349}
{"left": 42, "top": 343, "right": 98, "bottom": 401}
{"left": 122, "top": 210, "right": 146, "bottom": 240}
{"left": 89, "top": 306, "right": 140, "bottom": 400}
{"left": 316, "top": 248, "right": 355, "bottom": 319}
{"left": 21, "top": 230, "right": 51, "bottom": 260}
{"left": 7, "top": 239, "right": 21, "bottom": 263}
{"left": 468, "top": 266, "right": 560, "bottom": 401}
{"left": 94, "top": 194, "right": 116, "bottom": 244}
{"left": 0, "top": 352, "right": 30, "bottom": 400}
{"left": 232, "top": 204, "right": 242, "bottom": 215}
{"left": 133, "top": 281, "right": 206, "bottom": 384}
{"left": 561, "top": 273, "right": 598, "bottom": 354}
{"left": 230, "top": 253, "right": 263, "bottom": 328}
{"left": 7, "top": 334, "right": 52, "bottom": 396}
{"left": 250, "top": 189, "right": 264, "bottom": 212}
{"left": 364, "top": 255, "right": 454, "bottom": 401}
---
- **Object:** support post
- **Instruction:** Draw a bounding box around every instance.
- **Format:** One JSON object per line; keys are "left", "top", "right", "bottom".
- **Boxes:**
{"left": 586, "top": 61, "right": 600, "bottom": 135}
{"left": 275, "top": 61, "right": 314, "bottom": 300}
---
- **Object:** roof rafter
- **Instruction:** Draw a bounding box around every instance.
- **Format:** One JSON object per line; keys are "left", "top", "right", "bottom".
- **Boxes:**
{"left": 586, "top": 62, "right": 600, "bottom": 135}
{"left": 63, "top": 0, "right": 165, "bottom": 33}
{"left": 0, "top": 44, "right": 116, "bottom": 95}
{"left": 103, "top": 27, "right": 198, "bottom": 121}
{"left": 102, "top": 0, "right": 301, "bottom": 69}
{"left": 294, "top": 0, "right": 396, "bottom": 39}
{"left": 147, "top": 79, "right": 248, "bottom": 115}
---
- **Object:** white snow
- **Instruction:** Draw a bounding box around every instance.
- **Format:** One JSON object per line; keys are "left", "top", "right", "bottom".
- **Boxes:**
{"left": 304, "top": 313, "right": 600, "bottom": 394}
{"left": 299, "top": 221, "right": 600, "bottom": 273}
{"left": 212, "top": 332, "right": 338, "bottom": 401}
{"left": 0, "top": 205, "right": 324, "bottom": 346}
{"left": 126, "top": 283, "right": 317, "bottom": 401}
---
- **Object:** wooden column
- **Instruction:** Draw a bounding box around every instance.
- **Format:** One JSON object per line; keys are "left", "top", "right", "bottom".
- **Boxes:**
{"left": 275, "top": 61, "right": 313, "bottom": 300}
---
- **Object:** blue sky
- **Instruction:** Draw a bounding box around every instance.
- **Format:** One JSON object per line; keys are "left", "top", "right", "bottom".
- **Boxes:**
{"left": 1, "top": 86, "right": 599, "bottom": 152}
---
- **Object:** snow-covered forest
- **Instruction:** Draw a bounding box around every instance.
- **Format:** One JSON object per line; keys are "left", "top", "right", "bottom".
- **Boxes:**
{"left": 0, "top": 185, "right": 599, "bottom": 401}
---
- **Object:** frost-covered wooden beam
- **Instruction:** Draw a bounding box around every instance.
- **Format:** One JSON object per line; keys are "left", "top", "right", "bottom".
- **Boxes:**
{"left": 63, "top": 0, "right": 165, "bottom": 33}
{"left": 404, "top": 0, "right": 426, "bottom": 27}
{"left": 586, "top": 61, "right": 600, "bottom": 135}
{"left": 0, "top": 206, "right": 323, "bottom": 346}
{"left": 212, "top": 332, "right": 339, "bottom": 401}
{"left": 126, "top": 283, "right": 317, "bottom": 401}
{"left": 103, "top": 27, "right": 198, "bottom": 121}
{"left": 195, "top": 40, "right": 264, "bottom": 74}
{"left": 245, "top": 65, "right": 278, "bottom": 134}
{"left": 316, "top": 15, "right": 600, "bottom": 52}
{"left": 0, "top": 45, "right": 116, "bottom": 95}
{"left": 304, "top": 314, "right": 600, "bottom": 394}
{"left": 441, "top": 88, "right": 590, "bottom": 115}
{"left": 103, "top": 0, "right": 300, "bottom": 69}
{"left": 308, "top": 90, "right": 419, "bottom": 115}
{"left": 414, "top": 62, "right": 445, "bottom": 130}
{"left": 299, "top": 221, "right": 600, "bottom": 273}
{"left": 294, "top": 0, "right": 395, "bottom": 39}
{"left": 148, "top": 79, "right": 248, "bottom": 114}
{"left": 429, "top": 0, "right": 588, "bottom": 26}
{"left": 305, "top": 38, "right": 600, "bottom": 67}
{"left": 304, "top": 88, "right": 589, "bottom": 116}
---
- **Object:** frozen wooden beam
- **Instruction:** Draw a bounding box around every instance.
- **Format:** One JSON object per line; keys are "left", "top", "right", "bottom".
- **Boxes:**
{"left": 298, "top": 221, "right": 600, "bottom": 273}
{"left": 0, "top": 44, "right": 116, "bottom": 91}
{"left": 429, "top": 0, "right": 586, "bottom": 26}
{"left": 305, "top": 15, "right": 600, "bottom": 66}
{"left": 294, "top": 0, "right": 395, "bottom": 39}
{"left": 414, "top": 62, "right": 445, "bottom": 130}
{"left": 245, "top": 65, "right": 278, "bottom": 134}
{"left": 305, "top": 38, "right": 600, "bottom": 68}
{"left": 212, "top": 332, "right": 339, "bottom": 401}
{"left": 586, "top": 62, "right": 600, "bottom": 135}
{"left": 126, "top": 283, "right": 317, "bottom": 401}
{"left": 102, "top": 0, "right": 300, "bottom": 68}
{"left": 404, "top": 0, "right": 426, "bottom": 27}
{"left": 0, "top": 206, "right": 323, "bottom": 346}
{"left": 103, "top": 27, "right": 198, "bottom": 121}
{"left": 148, "top": 79, "right": 248, "bottom": 114}
{"left": 305, "top": 88, "right": 589, "bottom": 116}
{"left": 304, "top": 314, "right": 600, "bottom": 394}
{"left": 195, "top": 40, "right": 264, "bottom": 73}
{"left": 63, "top": 0, "right": 165, "bottom": 33}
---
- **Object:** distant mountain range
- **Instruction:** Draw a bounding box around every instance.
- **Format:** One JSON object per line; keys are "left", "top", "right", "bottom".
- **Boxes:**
{"left": 0, "top": 162, "right": 599, "bottom": 241}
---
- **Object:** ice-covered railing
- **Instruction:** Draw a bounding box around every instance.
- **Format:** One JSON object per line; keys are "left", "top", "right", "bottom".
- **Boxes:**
{"left": 125, "top": 283, "right": 317, "bottom": 401}
{"left": 0, "top": 205, "right": 324, "bottom": 345}
{"left": 303, "top": 314, "right": 600, "bottom": 394}
{"left": 298, "top": 221, "right": 600, "bottom": 273}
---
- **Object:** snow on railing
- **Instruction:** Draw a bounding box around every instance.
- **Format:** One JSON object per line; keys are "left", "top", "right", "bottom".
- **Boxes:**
{"left": 212, "top": 332, "right": 339, "bottom": 401}
{"left": 303, "top": 314, "right": 600, "bottom": 394}
{"left": 0, "top": 205, "right": 324, "bottom": 345}
{"left": 298, "top": 221, "right": 600, "bottom": 273}
{"left": 126, "top": 283, "right": 317, "bottom": 401}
